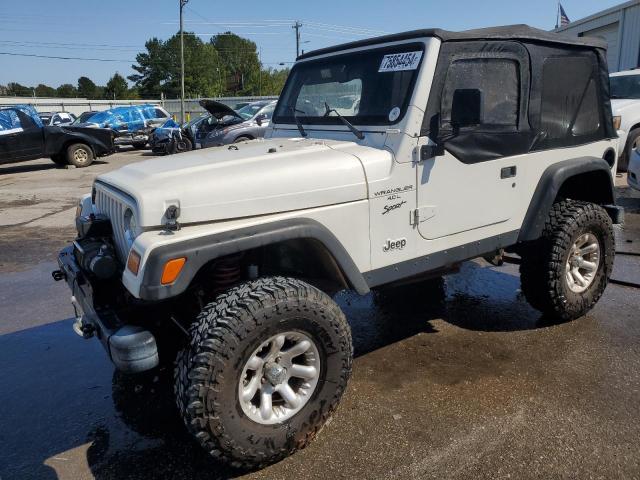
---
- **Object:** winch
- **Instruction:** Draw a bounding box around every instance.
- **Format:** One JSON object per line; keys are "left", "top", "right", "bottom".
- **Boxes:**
{"left": 73, "top": 213, "right": 119, "bottom": 280}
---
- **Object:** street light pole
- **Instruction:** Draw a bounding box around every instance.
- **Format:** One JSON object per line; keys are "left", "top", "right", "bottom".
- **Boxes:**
{"left": 180, "top": 0, "right": 189, "bottom": 123}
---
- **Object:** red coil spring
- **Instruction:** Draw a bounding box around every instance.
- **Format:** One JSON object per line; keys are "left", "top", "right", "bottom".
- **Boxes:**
{"left": 213, "top": 254, "right": 243, "bottom": 294}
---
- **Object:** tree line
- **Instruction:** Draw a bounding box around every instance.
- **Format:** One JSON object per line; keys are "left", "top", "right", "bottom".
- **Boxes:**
{"left": 0, "top": 31, "right": 290, "bottom": 100}
{"left": 0, "top": 73, "right": 136, "bottom": 99}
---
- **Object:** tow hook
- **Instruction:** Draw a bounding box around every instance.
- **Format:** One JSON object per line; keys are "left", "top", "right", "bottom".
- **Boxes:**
{"left": 52, "top": 269, "right": 66, "bottom": 281}
{"left": 73, "top": 317, "right": 95, "bottom": 339}
{"left": 71, "top": 295, "right": 95, "bottom": 339}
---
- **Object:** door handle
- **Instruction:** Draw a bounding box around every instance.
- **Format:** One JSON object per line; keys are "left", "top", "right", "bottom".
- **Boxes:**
{"left": 500, "top": 166, "right": 517, "bottom": 179}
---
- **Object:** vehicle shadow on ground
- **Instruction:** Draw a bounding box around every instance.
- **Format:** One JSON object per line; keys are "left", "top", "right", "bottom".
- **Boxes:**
{"left": 0, "top": 160, "right": 109, "bottom": 176}
{"left": 0, "top": 262, "right": 552, "bottom": 480}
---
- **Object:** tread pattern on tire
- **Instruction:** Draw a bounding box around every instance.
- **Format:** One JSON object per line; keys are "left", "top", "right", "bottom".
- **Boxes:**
{"left": 520, "top": 199, "right": 614, "bottom": 320}
{"left": 174, "top": 276, "right": 352, "bottom": 468}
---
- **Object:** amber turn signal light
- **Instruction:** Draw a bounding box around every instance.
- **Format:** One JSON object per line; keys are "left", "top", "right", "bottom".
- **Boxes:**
{"left": 127, "top": 250, "right": 141, "bottom": 276}
{"left": 161, "top": 257, "right": 186, "bottom": 285}
{"left": 613, "top": 116, "right": 622, "bottom": 131}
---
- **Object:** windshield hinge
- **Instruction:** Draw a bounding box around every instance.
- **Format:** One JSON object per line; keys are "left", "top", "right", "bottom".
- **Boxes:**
{"left": 410, "top": 209, "right": 419, "bottom": 226}
{"left": 411, "top": 206, "right": 436, "bottom": 226}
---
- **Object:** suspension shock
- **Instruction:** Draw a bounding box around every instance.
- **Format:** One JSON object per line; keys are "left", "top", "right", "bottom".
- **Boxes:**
{"left": 212, "top": 254, "right": 243, "bottom": 294}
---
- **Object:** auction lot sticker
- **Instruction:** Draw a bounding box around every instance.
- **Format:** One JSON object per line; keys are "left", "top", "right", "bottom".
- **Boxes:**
{"left": 379, "top": 51, "right": 423, "bottom": 72}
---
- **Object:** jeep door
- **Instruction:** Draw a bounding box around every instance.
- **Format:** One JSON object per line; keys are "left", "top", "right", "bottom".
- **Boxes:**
{"left": 416, "top": 41, "right": 531, "bottom": 240}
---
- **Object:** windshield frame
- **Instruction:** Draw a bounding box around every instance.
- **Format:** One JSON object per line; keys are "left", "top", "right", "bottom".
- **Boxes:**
{"left": 273, "top": 42, "right": 426, "bottom": 127}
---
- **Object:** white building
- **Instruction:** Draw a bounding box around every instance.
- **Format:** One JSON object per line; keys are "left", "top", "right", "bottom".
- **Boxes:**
{"left": 555, "top": 0, "right": 640, "bottom": 72}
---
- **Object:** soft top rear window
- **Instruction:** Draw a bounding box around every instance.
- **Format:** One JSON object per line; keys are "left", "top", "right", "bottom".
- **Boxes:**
{"left": 273, "top": 43, "right": 425, "bottom": 126}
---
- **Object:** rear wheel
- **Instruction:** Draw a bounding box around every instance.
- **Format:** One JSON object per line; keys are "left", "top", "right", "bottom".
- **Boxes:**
{"left": 50, "top": 153, "right": 67, "bottom": 166}
{"left": 618, "top": 127, "right": 640, "bottom": 172}
{"left": 520, "top": 199, "right": 614, "bottom": 320}
{"left": 174, "top": 276, "right": 352, "bottom": 468}
{"left": 66, "top": 143, "right": 94, "bottom": 168}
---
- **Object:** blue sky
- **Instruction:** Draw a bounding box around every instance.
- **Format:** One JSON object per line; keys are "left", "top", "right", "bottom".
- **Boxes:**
{"left": 0, "top": 0, "right": 622, "bottom": 89}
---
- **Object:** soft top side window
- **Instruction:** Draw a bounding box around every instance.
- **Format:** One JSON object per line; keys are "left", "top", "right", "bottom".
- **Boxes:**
{"left": 536, "top": 56, "right": 602, "bottom": 146}
{"left": 440, "top": 57, "right": 520, "bottom": 130}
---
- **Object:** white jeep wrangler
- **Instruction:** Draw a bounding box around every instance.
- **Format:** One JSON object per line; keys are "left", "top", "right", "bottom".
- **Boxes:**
{"left": 54, "top": 25, "right": 623, "bottom": 468}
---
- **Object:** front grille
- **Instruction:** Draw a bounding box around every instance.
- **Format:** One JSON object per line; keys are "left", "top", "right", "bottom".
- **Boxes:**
{"left": 94, "top": 184, "right": 135, "bottom": 263}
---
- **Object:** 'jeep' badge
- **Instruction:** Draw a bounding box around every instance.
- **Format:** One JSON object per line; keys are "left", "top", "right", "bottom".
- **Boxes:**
{"left": 383, "top": 238, "right": 407, "bottom": 252}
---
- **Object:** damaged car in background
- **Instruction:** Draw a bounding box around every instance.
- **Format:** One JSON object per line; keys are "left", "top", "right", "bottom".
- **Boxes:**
{"left": 76, "top": 104, "right": 171, "bottom": 149}
{"left": 0, "top": 104, "right": 115, "bottom": 167}
{"left": 149, "top": 99, "right": 276, "bottom": 154}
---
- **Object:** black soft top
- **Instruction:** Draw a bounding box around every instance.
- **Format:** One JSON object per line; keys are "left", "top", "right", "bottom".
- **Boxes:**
{"left": 297, "top": 24, "right": 606, "bottom": 60}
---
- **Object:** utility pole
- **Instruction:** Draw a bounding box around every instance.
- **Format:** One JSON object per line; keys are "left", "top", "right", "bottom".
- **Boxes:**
{"left": 180, "top": 0, "right": 189, "bottom": 123}
{"left": 292, "top": 21, "right": 302, "bottom": 58}
{"left": 259, "top": 47, "right": 262, "bottom": 96}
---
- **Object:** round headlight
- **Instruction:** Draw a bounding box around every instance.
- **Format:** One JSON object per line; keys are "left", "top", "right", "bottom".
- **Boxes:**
{"left": 123, "top": 208, "right": 139, "bottom": 247}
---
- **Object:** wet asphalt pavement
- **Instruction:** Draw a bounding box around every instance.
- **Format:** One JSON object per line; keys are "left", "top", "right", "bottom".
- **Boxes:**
{"left": 1, "top": 156, "right": 640, "bottom": 479}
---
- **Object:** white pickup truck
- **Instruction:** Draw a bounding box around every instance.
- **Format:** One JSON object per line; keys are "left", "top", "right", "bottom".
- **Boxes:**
{"left": 610, "top": 69, "right": 640, "bottom": 172}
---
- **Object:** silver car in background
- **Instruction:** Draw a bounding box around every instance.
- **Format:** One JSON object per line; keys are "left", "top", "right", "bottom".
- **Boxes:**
{"left": 197, "top": 100, "right": 276, "bottom": 148}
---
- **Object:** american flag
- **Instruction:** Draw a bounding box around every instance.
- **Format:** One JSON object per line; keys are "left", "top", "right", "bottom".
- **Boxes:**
{"left": 559, "top": 3, "right": 570, "bottom": 27}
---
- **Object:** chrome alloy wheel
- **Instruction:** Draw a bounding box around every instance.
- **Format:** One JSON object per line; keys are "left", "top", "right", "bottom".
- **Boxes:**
{"left": 238, "top": 331, "right": 321, "bottom": 425}
{"left": 565, "top": 233, "right": 601, "bottom": 293}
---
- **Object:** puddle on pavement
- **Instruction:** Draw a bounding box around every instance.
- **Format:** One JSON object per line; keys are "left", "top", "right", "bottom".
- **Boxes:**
{"left": 0, "top": 260, "right": 628, "bottom": 479}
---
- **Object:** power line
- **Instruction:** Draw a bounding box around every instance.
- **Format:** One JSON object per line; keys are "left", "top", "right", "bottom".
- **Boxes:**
{"left": 0, "top": 39, "right": 142, "bottom": 49}
{"left": 0, "top": 51, "right": 133, "bottom": 62}
{"left": 0, "top": 41, "right": 141, "bottom": 53}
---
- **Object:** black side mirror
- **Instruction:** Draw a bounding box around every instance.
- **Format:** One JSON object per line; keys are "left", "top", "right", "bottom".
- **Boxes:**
{"left": 255, "top": 113, "right": 267, "bottom": 126}
{"left": 450, "top": 88, "right": 482, "bottom": 128}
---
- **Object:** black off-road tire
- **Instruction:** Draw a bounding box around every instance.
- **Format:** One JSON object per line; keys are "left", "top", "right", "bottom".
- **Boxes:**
{"left": 66, "top": 143, "right": 94, "bottom": 168}
{"left": 174, "top": 276, "right": 352, "bottom": 469}
{"left": 618, "top": 127, "right": 640, "bottom": 173}
{"left": 520, "top": 199, "right": 614, "bottom": 321}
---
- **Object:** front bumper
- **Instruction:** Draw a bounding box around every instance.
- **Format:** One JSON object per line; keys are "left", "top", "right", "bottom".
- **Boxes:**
{"left": 55, "top": 246, "right": 159, "bottom": 373}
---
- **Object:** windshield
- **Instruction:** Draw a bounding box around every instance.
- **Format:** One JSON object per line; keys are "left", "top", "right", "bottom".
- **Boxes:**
{"left": 273, "top": 43, "right": 424, "bottom": 126}
{"left": 610, "top": 74, "right": 640, "bottom": 99}
{"left": 236, "top": 102, "right": 269, "bottom": 120}
{"left": 74, "top": 111, "right": 98, "bottom": 124}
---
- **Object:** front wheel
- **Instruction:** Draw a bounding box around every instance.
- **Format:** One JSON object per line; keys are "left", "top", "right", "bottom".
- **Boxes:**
{"left": 66, "top": 143, "right": 94, "bottom": 168}
{"left": 174, "top": 277, "right": 352, "bottom": 468}
{"left": 176, "top": 137, "right": 192, "bottom": 152}
{"left": 520, "top": 200, "right": 614, "bottom": 321}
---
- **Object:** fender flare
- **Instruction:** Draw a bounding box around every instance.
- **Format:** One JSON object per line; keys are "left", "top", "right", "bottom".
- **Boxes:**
{"left": 518, "top": 156, "right": 615, "bottom": 242}
{"left": 138, "top": 218, "right": 370, "bottom": 300}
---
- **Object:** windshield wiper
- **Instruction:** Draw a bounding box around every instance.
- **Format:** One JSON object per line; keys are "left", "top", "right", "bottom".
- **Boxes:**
{"left": 287, "top": 105, "right": 308, "bottom": 138}
{"left": 324, "top": 102, "right": 364, "bottom": 140}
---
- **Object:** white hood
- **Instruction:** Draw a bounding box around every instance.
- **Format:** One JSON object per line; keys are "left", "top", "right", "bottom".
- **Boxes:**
{"left": 611, "top": 98, "right": 639, "bottom": 114}
{"left": 96, "top": 138, "right": 371, "bottom": 227}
